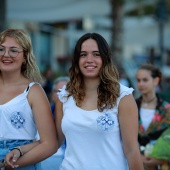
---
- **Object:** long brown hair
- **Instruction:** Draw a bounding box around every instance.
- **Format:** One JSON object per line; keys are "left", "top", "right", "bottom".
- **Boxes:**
{"left": 66, "top": 33, "right": 120, "bottom": 112}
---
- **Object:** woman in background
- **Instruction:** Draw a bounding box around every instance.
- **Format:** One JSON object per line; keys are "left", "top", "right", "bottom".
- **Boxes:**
{"left": 136, "top": 64, "right": 170, "bottom": 170}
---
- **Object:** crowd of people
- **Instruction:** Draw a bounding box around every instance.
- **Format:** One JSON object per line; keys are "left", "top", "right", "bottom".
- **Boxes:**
{"left": 0, "top": 28, "right": 170, "bottom": 170}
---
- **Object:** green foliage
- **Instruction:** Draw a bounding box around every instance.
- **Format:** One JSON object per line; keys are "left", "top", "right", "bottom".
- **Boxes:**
{"left": 150, "top": 128, "right": 170, "bottom": 160}
{"left": 126, "top": 4, "right": 156, "bottom": 16}
{"left": 125, "top": 0, "right": 170, "bottom": 17}
{"left": 110, "top": 0, "right": 125, "bottom": 6}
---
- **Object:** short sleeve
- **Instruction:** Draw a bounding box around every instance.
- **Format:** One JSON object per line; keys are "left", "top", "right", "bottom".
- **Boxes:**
{"left": 117, "top": 84, "right": 134, "bottom": 106}
{"left": 57, "top": 85, "right": 69, "bottom": 103}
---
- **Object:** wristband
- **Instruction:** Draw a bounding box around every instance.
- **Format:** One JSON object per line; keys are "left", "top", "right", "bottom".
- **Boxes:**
{"left": 0, "top": 159, "right": 5, "bottom": 167}
{"left": 11, "top": 146, "right": 24, "bottom": 157}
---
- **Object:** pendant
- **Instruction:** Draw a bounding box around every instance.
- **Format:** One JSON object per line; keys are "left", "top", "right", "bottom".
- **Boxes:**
{"left": 143, "top": 103, "right": 148, "bottom": 107}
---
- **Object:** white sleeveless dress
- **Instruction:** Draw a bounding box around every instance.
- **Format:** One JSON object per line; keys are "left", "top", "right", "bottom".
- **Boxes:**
{"left": 58, "top": 84, "right": 133, "bottom": 170}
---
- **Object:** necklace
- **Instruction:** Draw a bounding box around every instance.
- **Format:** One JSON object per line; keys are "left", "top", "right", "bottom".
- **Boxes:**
{"left": 142, "top": 96, "right": 156, "bottom": 108}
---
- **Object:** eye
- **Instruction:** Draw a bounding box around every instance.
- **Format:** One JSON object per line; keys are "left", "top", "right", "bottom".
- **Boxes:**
{"left": 137, "top": 79, "right": 140, "bottom": 83}
{"left": 0, "top": 47, "right": 5, "bottom": 52}
{"left": 93, "top": 53, "right": 100, "bottom": 57}
{"left": 80, "top": 53, "right": 87, "bottom": 57}
{"left": 10, "top": 49, "right": 18, "bottom": 53}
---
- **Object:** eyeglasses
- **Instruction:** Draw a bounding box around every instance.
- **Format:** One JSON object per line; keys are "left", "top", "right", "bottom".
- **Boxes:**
{"left": 0, "top": 47, "right": 24, "bottom": 58}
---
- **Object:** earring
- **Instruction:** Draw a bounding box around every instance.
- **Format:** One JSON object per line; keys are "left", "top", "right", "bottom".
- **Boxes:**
{"left": 23, "top": 60, "right": 26, "bottom": 65}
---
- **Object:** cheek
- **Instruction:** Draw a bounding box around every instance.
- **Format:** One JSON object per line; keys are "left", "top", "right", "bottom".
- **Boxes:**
{"left": 97, "top": 59, "right": 103, "bottom": 67}
{"left": 78, "top": 58, "right": 85, "bottom": 68}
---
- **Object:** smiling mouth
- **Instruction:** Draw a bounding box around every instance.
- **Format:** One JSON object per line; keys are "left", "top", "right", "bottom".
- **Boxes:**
{"left": 2, "top": 60, "right": 13, "bottom": 63}
{"left": 85, "top": 66, "right": 96, "bottom": 69}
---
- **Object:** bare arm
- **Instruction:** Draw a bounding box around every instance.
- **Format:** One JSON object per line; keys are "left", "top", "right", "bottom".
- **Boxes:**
{"left": 55, "top": 95, "right": 65, "bottom": 148}
{"left": 5, "top": 84, "right": 58, "bottom": 168}
{"left": 118, "top": 94, "right": 144, "bottom": 170}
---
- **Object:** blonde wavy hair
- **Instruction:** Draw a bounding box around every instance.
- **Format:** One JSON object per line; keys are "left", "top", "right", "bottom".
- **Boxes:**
{"left": 66, "top": 33, "right": 120, "bottom": 112}
{"left": 0, "top": 28, "right": 41, "bottom": 82}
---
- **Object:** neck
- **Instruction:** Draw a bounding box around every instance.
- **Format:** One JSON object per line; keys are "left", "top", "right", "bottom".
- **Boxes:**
{"left": 142, "top": 96, "right": 156, "bottom": 103}
{"left": 0, "top": 72, "right": 25, "bottom": 85}
{"left": 84, "top": 78, "right": 100, "bottom": 90}
{"left": 142, "top": 95, "right": 157, "bottom": 108}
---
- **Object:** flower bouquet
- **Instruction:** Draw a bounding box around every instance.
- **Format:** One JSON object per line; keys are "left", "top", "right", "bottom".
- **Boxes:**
{"left": 149, "top": 127, "right": 170, "bottom": 160}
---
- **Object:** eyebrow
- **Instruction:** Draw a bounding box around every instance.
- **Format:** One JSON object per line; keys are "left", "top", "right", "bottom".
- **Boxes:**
{"left": 80, "top": 51, "right": 99, "bottom": 53}
{"left": 0, "top": 45, "right": 20, "bottom": 49}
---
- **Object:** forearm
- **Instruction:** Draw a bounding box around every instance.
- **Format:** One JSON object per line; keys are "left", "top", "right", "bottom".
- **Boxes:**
{"left": 126, "top": 148, "right": 144, "bottom": 170}
{"left": 16, "top": 141, "right": 57, "bottom": 167}
{"left": 19, "top": 140, "right": 40, "bottom": 155}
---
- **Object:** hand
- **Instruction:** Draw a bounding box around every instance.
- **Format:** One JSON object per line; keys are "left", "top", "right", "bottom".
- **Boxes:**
{"left": 142, "top": 155, "right": 162, "bottom": 169}
{"left": 5, "top": 149, "right": 20, "bottom": 169}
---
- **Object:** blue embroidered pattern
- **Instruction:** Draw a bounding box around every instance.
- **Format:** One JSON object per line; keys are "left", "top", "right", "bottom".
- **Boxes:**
{"left": 10, "top": 111, "right": 25, "bottom": 129}
{"left": 96, "top": 113, "right": 114, "bottom": 131}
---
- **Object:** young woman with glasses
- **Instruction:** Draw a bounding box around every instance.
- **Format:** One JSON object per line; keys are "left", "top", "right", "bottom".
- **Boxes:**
{"left": 0, "top": 28, "right": 57, "bottom": 170}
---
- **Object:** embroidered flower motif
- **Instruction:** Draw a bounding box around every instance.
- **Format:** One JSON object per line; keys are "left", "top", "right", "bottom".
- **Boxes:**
{"left": 10, "top": 111, "right": 25, "bottom": 129}
{"left": 96, "top": 113, "right": 114, "bottom": 131}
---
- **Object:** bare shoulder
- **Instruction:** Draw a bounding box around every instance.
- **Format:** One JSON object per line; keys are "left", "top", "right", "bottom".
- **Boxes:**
{"left": 29, "top": 83, "right": 44, "bottom": 93}
{"left": 118, "top": 94, "right": 138, "bottom": 112}
{"left": 119, "top": 94, "right": 135, "bottom": 104}
{"left": 27, "top": 83, "right": 48, "bottom": 104}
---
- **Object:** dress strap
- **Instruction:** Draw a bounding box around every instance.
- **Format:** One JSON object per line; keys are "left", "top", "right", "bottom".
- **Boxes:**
{"left": 24, "top": 82, "right": 40, "bottom": 93}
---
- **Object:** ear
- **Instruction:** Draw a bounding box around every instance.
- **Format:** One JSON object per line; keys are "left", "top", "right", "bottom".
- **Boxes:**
{"left": 154, "top": 77, "right": 160, "bottom": 86}
{"left": 22, "top": 57, "right": 27, "bottom": 64}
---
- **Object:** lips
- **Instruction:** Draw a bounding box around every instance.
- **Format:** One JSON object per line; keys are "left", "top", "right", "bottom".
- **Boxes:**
{"left": 84, "top": 66, "right": 96, "bottom": 71}
{"left": 85, "top": 65, "right": 96, "bottom": 69}
{"left": 2, "top": 60, "right": 13, "bottom": 64}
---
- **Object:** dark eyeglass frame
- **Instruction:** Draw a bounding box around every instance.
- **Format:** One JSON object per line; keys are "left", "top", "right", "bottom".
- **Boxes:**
{"left": 0, "top": 47, "right": 24, "bottom": 58}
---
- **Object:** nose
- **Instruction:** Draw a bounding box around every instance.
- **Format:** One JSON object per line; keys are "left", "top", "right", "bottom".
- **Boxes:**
{"left": 3, "top": 50, "right": 10, "bottom": 57}
{"left": 137, "top": 80, "right": 144, "bottom": 87}
{"left": 86, "top": 54, "right": 93, "bottom": 62}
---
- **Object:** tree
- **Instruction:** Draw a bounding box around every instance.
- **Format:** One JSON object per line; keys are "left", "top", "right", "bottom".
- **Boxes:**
{"left": 109, "top": 0, "right": 169, "bottom": 69}
{"left": 110, "top": 0, "right": 124, "bottom": 70}
{"left": 0, "top": 0, "right": 6, "bottom": 32}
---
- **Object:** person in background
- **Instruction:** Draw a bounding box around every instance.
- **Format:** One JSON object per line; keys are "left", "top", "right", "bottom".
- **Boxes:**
{"left": 136, "top": 64, "right": 170, "bottom": 170}
{"left": 42, "top": 66, "right": 54, "bottom": 103}
{"left": 0, "top": 28, "right": 57, "bottom": 170}
{"left": 55, "top": 33, "right": 144, "bottom": 170}
{"left": 41, "top": 76, "right": 69, "bottom": 170}
{"left": 119, "top": 71, "right": 130, "bottom": 87}
{"left": 51, "top": 76, "right": 69, "bottom": 118}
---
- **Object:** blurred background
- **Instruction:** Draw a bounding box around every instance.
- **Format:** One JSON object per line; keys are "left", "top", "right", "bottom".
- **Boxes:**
{"left": 0, "top": 0, "right": 170, "bottom": 100}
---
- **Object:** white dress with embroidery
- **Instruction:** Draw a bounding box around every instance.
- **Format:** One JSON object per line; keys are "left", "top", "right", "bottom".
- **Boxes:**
{"left": 58, "top": 84, "right": 134, "bottom": 170}
{"left": 0, "top": 82, "right": 38, "bottom": 140}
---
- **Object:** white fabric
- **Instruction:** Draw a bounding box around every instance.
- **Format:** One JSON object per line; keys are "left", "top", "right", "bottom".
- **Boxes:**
{"left": 58, "top": 84, "right": 133, "bottom": 170}
{"left": 140, "top": 108, "right": 155, "bottom": 131}
{"left": 0, "top": 82, "right": 38, "bottom": 140}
